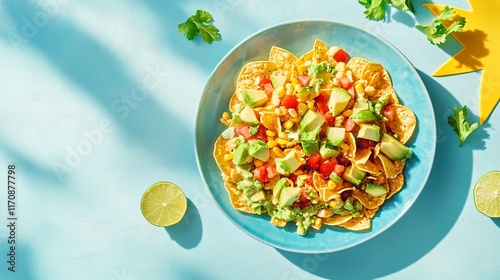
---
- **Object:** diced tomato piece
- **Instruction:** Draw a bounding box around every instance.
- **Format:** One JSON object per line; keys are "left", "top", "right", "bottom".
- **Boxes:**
{"left": 343, "top": 117, "right": 359, "bottom": 132}
{"left": 334, "top": 164, "right": 345, "bottom": 175}
{"left": 316, "top": 101, "right": 329, "bottom": 115}
{"left": 299, "top": 187, "right": 311, "bottom": 203}
{"left": 256, "top": 125, "right": 267, "bottom": 141}
{"left": 297, "top": 75, "right": 311, "bottom": 87}
{"left": 265, "top": 164, "right": 278, "bottom": 179}
{"left": 259, "top": 77, "right": 272, "bottom": 88}
{"left": 235, "top": 124, "right": 252, "bottom": 139}
{"left": 319, "top": 159, "right": 337, "bottom": 178}
{"left": 382, "top": 106, "right": 396, "bottom": 122}
{"left": 315, "top": 92, "right": 329, "bottom": 103}
{"left": 339, "top": 76, "right": 352, "bottom": 90}
{"left": 333, "top": 48, "right": 349, "bottom": 63}
{"left": 263, "top": 83, "right": 274, "bottom": 96}
{"left": 347, "top": 86, "right": 356, "bottom": 99}
{"left": 357, "top": 138, "right": 377, "bottom": 149}
{"left": 324, "top": 112, "right": 335, "bottom": 125}
{"left": 280, "top": 95, "right": 299, "bottom": 109}
{"left": 306, "top": 154, "right": 322, "bottom": 171}
{"left": 253, "top": 166, "right": 268, "bottom": 182}
{"left": 336, "top": 154, "right": 350, "bottom": 166}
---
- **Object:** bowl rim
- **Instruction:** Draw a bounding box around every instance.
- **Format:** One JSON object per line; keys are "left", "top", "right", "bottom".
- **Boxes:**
{"left": 194, "top": 19, "right": 436, "bottom": 253}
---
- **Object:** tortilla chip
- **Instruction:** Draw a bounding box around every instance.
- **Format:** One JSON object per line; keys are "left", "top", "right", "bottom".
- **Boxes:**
{"left": 213, "top": 136, "right": 234, "bottom": 177}
{"left": 269, "top": 46, "right": 298, "bottom": 71}
{"left": 351, "top": 189, "right": 386, "bottom": 209}
{"left": 271, "top": 217, "right": 287, "bottom": 227}
{"left": 377, "top": 153, "right": 404, "bottom": 179}
{"left": 295, "top": 50, "right": 313, "bottom": 75}
{"left": 339, "top": 216, "right": 371, "bottom": 231}
{"left": 260, "top": 112, "right": 282, "bottom": 134}
{"left": 236, "top": 61, "right": 278, "bottom": 90}
{"left": 224, "top": 182, "right": 254, "bottom": 214}
{"left": 229, "top": 93, "right": 243, "bottom": 113}
{"left": 363, "top": 207, "right": 379, "bottom": 219}
{"left": 313, "top": 39, "right": 329, "bottom": 63}
{"left": 386, "top": 173, "right": 405, "bottom": 199}
{"left": 385, "top": 104, "right": 417, "bottom": 144}
{"left": 323, "top": 214, "right": 353, "bottom": 226}
{"left": 352, "top": 148, "right": 372, "bottom": 165}
{"left": 345, "top": 132, "right": 357, "bottom": 159}
{"left": 357, "top": 159, "right": 382, "bottom": 176}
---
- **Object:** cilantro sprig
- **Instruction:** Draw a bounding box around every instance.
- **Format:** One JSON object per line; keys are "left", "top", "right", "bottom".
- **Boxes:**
{"left": 358, "top": 0, "right": 414, "bottom": 21}
{"left": 447, "top": 106, "right": 479, "bottom": 146}
{"left": 178, "top": 10, "right": 221, "bottom": 44}
{"left": 417, "top": 6, "right": 466, "bottom": 45}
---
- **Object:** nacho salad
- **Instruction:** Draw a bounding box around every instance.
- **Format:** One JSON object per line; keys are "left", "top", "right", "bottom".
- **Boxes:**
{"left": 213, "top": 39, "right": 416, "bottom": 235}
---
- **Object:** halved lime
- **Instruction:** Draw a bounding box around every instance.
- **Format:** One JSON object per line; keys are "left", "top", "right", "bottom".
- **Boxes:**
{"left": 473, "top": 171, "right": 500, "bottom": 218}
{"left": 140, "top": 182, "right": 187, "bottom": 226}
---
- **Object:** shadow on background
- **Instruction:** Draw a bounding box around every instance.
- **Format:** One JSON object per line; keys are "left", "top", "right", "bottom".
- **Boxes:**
{"left": 164, "top": 199, "right": 202, "bottom": 249}
{"left": 278, "top": 70, "right": 475, "bottom": 279}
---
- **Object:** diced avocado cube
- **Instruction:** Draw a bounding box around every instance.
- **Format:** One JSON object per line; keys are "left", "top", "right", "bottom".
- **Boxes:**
{"left": 357, "top": 124, "right": 380, "bottom": 142}
{"left": 221, "top": 127, "right": 235, "bottom": 139}
{"left": 250, "top": 190, "right": 267, "bottom": 202}
{"left": 342, "top": 164, "right": 366, "bottom": 186}
{"left": 380, "top": 133, "right": 412, "bottom": 161}
{"left": 328, "top": 87, "right": 351, "bottom": 116}
{"left": 275, "top": 150, "right": 302, "bottom": 175}
{"left": 350, "top": 110, "right": 377, "bottom": 124}
{"left": 273, "top": 178, "right": 289, "bottom": 200}
{"left": 320, "top": 141, "right": 340, "bottom": 158}
{"left": 352, "top": 99, "right": 370, "bottom": 114}
{"left": 249, "top": 140, "right": 270, "bottom": 161}
{"left": 232, "top": 143, "right": 253, "bottom": 165}
{"left": 326, "top": 127, "right": 346, "bottom": 146}
{"left": 299, "top": 110, "right": 325, "bottom": 133}
{"left": 241, "top": 88, "right": 268, "bottom": 108}
{"left": 270, "top": 73, "right": 287, "bottom": 89}
{"left": 329, "top": 172, "right": 341, "bottom": 183}
{"left": 238, "top": 105, "right": 260, "bottom": 125}
{"left": 298, "top": 86, "right": 317, "bottom": 101}
{"left": 364, "top": 183, "right": 388, "bottom": 197}
{"left": 301, "top": 139, "right": 319, "bottom": 156}
{"left": 278, "top": 186, "right": 301, "bottom": 208}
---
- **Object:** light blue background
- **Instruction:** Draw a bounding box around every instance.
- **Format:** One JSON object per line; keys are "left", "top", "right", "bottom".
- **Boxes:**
{"left": 0, "top": 0, "right": 499, "bottom": 279}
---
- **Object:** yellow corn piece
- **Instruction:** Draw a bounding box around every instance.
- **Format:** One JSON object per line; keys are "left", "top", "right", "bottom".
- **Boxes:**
{"left": 342, "top": 109, "right": 353, "bottom": 117}
{"left": 329, "top": 200, "right": 339, "bottom": 209}
{"left": 355, "top": 83, "right": 364, "bottom": 94}
{"left": 267, "top": 139, "right": 278, "bottom": 149}
{"left": 223, "top": 154, "right": 233, "bottom": 161}
{"left": 297, "top": 103, "right": 308, "bottom": 115}
{"left": 283, "top": 120, "right": 294, "bottom": 130}
{"left": 277, "top": 86, "right": 286, "bottom": 97}
{"left": 272, "top": 147, "right": 285, "bottom": 158}
{"left": 291, "top": 116, "right": 301, "bottom": 123}
{"left": 285, "top": 141, "right": 298, "bottom": 148}
{"left": 278, "top": 131, "right": 288, "bottom": 139}
{"left": 294, "top": 84, "right": 302, "bottom": 93}
{"left": 291, "top": 77, "right": 298, "bottom": 87}
{"left": 293, "top": 169, "right": 303, "bottom": 176}
{"left": 254, "top": 158, "right": 264, "bottom": 167}
{"left": 276, "top": 138, "right": 289, "bottom": 146}
{"left": 307, "top": 100, "right": 316, "bottom": 111}
{"left": 327, "top": 180, "right": 336, "bottom": 190}
{"left": 266, "top": 130, "right": 276, "bottom": 137}
{"left": 288, "top": 108, "right": 298, "bottom": 118}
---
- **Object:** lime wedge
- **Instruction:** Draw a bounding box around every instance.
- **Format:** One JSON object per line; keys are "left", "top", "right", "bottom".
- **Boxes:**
{"left": 140, "top": 182, "right": 187, "bottom": 226}
{"left": 473, "top": 171, "right": 500, "bottom": 218}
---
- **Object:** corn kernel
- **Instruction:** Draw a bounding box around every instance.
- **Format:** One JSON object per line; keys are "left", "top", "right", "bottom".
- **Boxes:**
{"left": 355, "top": 83, "right": 364, "bottom": 94}
{"left": 277, "top": 86, "right": 286, "bottom": 97}
{"left": 285, "top": 141, "right": 299, "bottom": 148}
{"left": 266, "top": 130, "right": 276, "bottom": 137}
{"left": 223, "top": 154, "right": 233, "bottom": 161}
{"left": 267, "top": 139, "right": 278, "bottom": 149}
{"left": 307, "top": 100, "right": 316, "bottom": 111}
{"left": 297, "top": 103, "right": 308, "bottom": 115}
{"left": 272, "top": 147, "right": 285, "bottom": 158}
{"left": 288, "top": 108, "right": 298, "bottom": 118}
{"left": 342, "top": 109, "right": 353, "bottom": 117}
{"left": 278, "top": 131, "right": 288, "bottom": 139}
{"left": 283, "top": 120, "right": 294, "bottom": 130}
{"left": 293, "top": 169, "right": 303, "bottom": 175}
{"left": 276, "top": 138, "right": 289, "bottom": 146}
{"left": 254, "top": 158, "right": 264, "bottom": 167}
{"left": 329, "top": 200, "right": 339, "bottom": 209}
{"left": 294, "top": 84, "right": 302, "bottom": 93}
{"left": 291, "top": 77, "right": 298, "bottom": 86}
{"left": 327, "top": 180, "right": 336, "bottom": 190}
{"left": 291, "top": 116, "right": 301, "bottom": 123}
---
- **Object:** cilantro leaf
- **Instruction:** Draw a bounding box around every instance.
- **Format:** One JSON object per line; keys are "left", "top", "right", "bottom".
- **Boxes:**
{"left": 359, "top": 0, "right": 388, "bottom": 21}
{"left": 178, "top": 10, "right": 221, "bottom": 44}
{"left": 390, "top": 0, "right": 414, "bottom": 13}
{"left": 447, "top": 106, "right": 479, "bottom": 146}
{"left": 417, "top": 6, "right": 466, "bottom": 45}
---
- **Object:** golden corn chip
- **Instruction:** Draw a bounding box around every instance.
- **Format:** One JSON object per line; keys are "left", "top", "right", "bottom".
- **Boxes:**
{"left": 213, "top": 136, "right": 234, "bottom": 177}
{"left": 269, "top": 46, "right": 298, "bottom": 71}
{"left": 236, "top": 61, "right": 278, "bottom": 90}
{"left": 339, "top": 216, "right": 371, "bottom": 231}
{"left": 351, "top": 188, "right": 386, "bottom": 209}
{"left": 313, "top": 39, "right": 329, "bottom": 63}
{"left": 357, "top": 160, "right": 382, "bottom": 176}
{"left": 271, "top": 217, "right": 287, "bottom": 227}
{"left": 385, "top": 104, "right": 417, "bottom": 144}
{"left": 312, "top": 171, "right": 327, "bottom": 190}
{"left": 224, "top": 182, "right": 255, "bottom": 214}
{"left": 345, "top": 132, "right": 357, "bottom": 159}
{"left": 352, "top": 148, "right": 372, "bottom": 165}
{"left": 295, "top": 50, "right": 314, "bottom": 75}
{"left": 229, "top": 92, "right": 243, "bottom": 113}
{"left": 323, "top": 214, "right": 353, "bottom": 226}
{"left": 386, "top": 173, "right": 405, "bottom": 199}
{"left": 363, "top": 207, "right": 379, "bottom": 219}
{"left": 377, "top": 153, "right": 404, "bottom": 179}
{"left": 260, "top": 112, "right": 282, "bottom": 134}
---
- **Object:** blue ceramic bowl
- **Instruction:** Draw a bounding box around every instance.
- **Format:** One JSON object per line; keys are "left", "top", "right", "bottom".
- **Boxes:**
{"left": 195, "top": 20, "right": 436, "bottom": 253}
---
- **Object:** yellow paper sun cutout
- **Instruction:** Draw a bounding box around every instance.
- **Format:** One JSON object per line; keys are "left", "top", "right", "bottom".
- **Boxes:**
{"left": 425, "top": 0, "right": 500, "bottom": 124}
